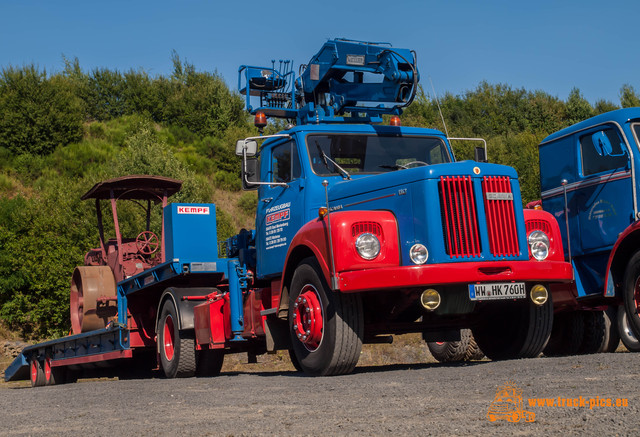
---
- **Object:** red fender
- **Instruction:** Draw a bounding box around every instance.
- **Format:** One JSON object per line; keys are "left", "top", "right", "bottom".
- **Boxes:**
{"left": 276, "top": 210, "right": 400, "bottom": 305}
{"left": 604, "top": 220, "right": 640, "bottom": 298}
{"left": 522, "top": 208, "right": 566, "bottom": 263}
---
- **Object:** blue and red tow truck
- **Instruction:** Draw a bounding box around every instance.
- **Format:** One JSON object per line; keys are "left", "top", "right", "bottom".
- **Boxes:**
{"left": 5, "top": 39, "right": 572, "bottom": 386}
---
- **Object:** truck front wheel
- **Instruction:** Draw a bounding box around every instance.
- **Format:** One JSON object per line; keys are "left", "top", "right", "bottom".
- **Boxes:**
{"left": 622, "top": 252, "right": 640, "bottom": 342}
{"left": 617, "top": 305, "right": 640, "bottom": 352}
{"left": 158, "top": 300, "right": 196, "bottom": 378}
{"left": 288, "top": 258, "right": 363, "bottom": 376}
{"left": 472, "top": 294, "right": 553, "bottom": 360}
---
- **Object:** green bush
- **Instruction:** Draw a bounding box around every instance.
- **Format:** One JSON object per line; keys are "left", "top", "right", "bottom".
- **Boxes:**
{"left": 214, "top": 170, "right": 241, "bottom": 191}
{"left": 237, "top": 192, "right": 258, "bottom": 217}
{"left": 0, "top": 66, "right": 84, "bottom": 155}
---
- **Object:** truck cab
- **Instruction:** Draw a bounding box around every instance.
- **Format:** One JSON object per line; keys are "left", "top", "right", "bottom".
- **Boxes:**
{"left": 539, "top": 107, "right": 640, "bottom": 352}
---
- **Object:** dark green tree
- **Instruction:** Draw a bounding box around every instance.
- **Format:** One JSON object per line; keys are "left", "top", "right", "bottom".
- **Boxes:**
{"left": 620, "top": 84, "right": 640, "bottom": 108}
{"left": 0, "top": 65, "right": 84, "bottom": 155}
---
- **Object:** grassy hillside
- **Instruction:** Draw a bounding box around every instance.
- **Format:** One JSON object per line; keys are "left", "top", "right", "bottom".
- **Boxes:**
{"left": 2, "top": 58, "right": 640, "bottom": 340}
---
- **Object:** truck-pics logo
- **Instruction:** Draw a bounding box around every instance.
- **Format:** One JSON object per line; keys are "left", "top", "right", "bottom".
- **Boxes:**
{"left": 177, "top": 206, "right": 210, "bottom": 215}
{"left": 266, "top": 208, "right": 290, "bottom": 224}
{"left": 487, "top": 382, "right": 535, "bottom": 423}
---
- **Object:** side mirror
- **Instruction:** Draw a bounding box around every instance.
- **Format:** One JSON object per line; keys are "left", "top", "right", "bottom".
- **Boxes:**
{"left": 474, "top": 146, "right": 487, "bottom": 163}
{"left": 236, "top": 139, "right": 258, "bottom": 157}
{"left": 592, "top": 131, "right": 613, "bottom": 156}
{"left": 242, "top": 157, "right": 259, "bottom": 190}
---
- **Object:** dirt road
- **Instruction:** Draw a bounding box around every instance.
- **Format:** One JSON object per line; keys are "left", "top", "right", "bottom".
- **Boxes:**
{"left": 1, "top": 351, "right": 638, "bottom": 436}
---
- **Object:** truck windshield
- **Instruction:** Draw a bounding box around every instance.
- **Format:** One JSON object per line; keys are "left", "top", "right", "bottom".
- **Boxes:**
{"left": 307, "top": 134, "right": 451, "bottom": 176}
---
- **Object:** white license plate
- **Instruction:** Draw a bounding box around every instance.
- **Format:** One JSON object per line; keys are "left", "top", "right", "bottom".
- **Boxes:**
{"left": 469, "top": 282, "right": 526, "bottom": 300}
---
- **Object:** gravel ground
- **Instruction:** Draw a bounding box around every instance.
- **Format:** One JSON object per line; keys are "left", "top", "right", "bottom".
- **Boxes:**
{"left": 1, "top": 351, "right": 638, "bottom": 436}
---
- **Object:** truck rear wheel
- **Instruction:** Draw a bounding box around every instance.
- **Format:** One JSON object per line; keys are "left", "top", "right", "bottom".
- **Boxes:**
{"left": 288, "top": 258, "right": 363, "bottom": 376}
{"left": 622, "top": 252, "right": 640, "bottom": 342}
{"left": 158, "top": 300, "right": 196, "bottom": 378}
{"left": 472, "top": 296, "right": 553, "bottom": 360}
{"left": 543, "top": 312, "right": 583, "bottom": 356}
{"left": 579, "top": 311, "right": 607, "bottom": 354}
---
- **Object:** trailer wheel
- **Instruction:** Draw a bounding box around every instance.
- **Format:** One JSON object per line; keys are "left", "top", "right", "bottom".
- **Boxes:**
{"left": 622, "top": 251, "right": 640, "bottom": 342}
{"left": 543, "top": 312, "right": 583, "bottom": 356}
{"left": 288, "top": 258, "right": 363, "bottom": 376}
{"left": 196, "top": 349, "right": 224, "bottom": 377}
{"left": 579, "top": 311, "right": 607, "bottom": 354}
{"left": 44, "top": 354, "right": 65, "bottom": 386}
{"left": 30, "top": 356, "right": 45, "bottom": 388}
{"left": 472, "top": 295, "right": 553, "bottom": 360}
{"left": 617, "top": 305, "right": 640, "bottom": 352}
{"left": 158, "top": 300, "right": 196, "bottom": 378}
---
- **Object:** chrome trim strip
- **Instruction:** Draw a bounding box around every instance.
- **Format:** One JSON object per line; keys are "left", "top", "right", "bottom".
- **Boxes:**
{"left": 541, "top": 171, "right": 631, "bottom": 199}
{"left": 344, "top": 193, "right": 396, "bottom": 208}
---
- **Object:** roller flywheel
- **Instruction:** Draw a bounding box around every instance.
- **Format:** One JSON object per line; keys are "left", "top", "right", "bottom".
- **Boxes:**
{"left": 70, "top": 266, "right": 117, "bottom": 335}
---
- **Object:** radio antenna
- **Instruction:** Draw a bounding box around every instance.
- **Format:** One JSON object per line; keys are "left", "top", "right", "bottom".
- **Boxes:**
{"left": 429, "top": 76, "right": 449, "bottom": 138}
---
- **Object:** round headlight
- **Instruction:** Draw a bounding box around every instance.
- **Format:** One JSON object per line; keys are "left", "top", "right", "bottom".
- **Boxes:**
{"left": 528, "top": 230, "right": 549, "bottom": 261}
{"left": 355, "top": 233, "right": 380, "bottom": 260}
{"left": 410, "top": 243, "right": 428, "bottom": 265}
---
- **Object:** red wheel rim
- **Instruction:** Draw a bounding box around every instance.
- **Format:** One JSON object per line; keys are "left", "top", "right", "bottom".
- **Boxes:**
{"left": 44, "top": 357, "right": 52, "bottom": 383}
{"left": 293, "top": 285, "right": 324, "bottom": 351}
{"left": 30, "top": 360, "right": 38, "bottom": 385}
{"left": 163, "top": 315, "right": 175, "bottom": 361}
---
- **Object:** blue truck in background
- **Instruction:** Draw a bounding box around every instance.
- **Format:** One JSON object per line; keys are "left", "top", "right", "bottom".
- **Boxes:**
{"left": 536, "top": 107, "right": 640, "bottom": 354}
{"left": 5, "top": 39, "right": 573, "bottom": 386}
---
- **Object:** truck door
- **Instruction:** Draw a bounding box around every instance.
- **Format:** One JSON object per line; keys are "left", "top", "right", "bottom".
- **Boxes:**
{"left": 575, "top": 125, "right": 633, "bottom": 254}
{"left": 572, "top": 125, "right": 633, "bottom": 294}
{"left": 255, "top": 139, "right": 305, "bottom": 278}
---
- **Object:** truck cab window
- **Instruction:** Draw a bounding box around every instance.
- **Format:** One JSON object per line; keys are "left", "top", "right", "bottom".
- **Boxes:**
{"left": 271, "top": 141, "right": 300, "bottom": 183}
{"left": 307, "top": 134, "right": 451, "bottom": 176}
{"left": 580, "top": 127, "right": 628, "bottom": 176}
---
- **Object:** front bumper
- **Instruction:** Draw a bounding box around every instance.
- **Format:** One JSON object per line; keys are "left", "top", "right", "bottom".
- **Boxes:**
{"left": 337, "top": 260, "right": 573, "bottom": 293}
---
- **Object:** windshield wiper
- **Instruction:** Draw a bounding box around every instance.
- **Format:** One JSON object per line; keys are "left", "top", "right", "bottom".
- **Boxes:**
{"left": 315, "top": 141, "right": 351, "bottom": 180}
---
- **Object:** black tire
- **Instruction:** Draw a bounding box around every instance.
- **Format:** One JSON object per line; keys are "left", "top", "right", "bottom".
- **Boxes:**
{"left": 543, "top": 312, "right": 584, "bottom": 356}
{"left": 288, "top": 258, "right": 363, "bottom": 376}
{"left": 288, "top": 349, "right": 303, "bottom": 372}
{"left": 44, "top": 354, "right": 66, "bottom": 386}
{"left": 622, "top": 251, "right": 640, "bottom": 340}
{"left": 30, "top": 355, "right": 46, "bottom": 388}
{"left": 602, "top": 306, "right": 621, "bottom": 353}
{"left": 196, "top": 349, "right": 225, "bottom": 377}
{"left": 472, "top": 294, "right": 553, "bottom": 361}
{"left": 427, "top": 330, "right": 471, "bottom": 362}
{"left": 617, "top": 305, "right": 640, "bottom": 352}
{"left": 579, "top": 311, "right": 607, "bottom": 354}
{"left": 464, "top": 333, "right": 485, "bottom": 361}
{"left": 158, "top": 300, "right": 196, "bottom": 378}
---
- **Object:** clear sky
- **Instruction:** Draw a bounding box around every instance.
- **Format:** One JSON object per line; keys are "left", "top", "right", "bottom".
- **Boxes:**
{"left": 1, "top": 0, "right": 638, "bottom": 105}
